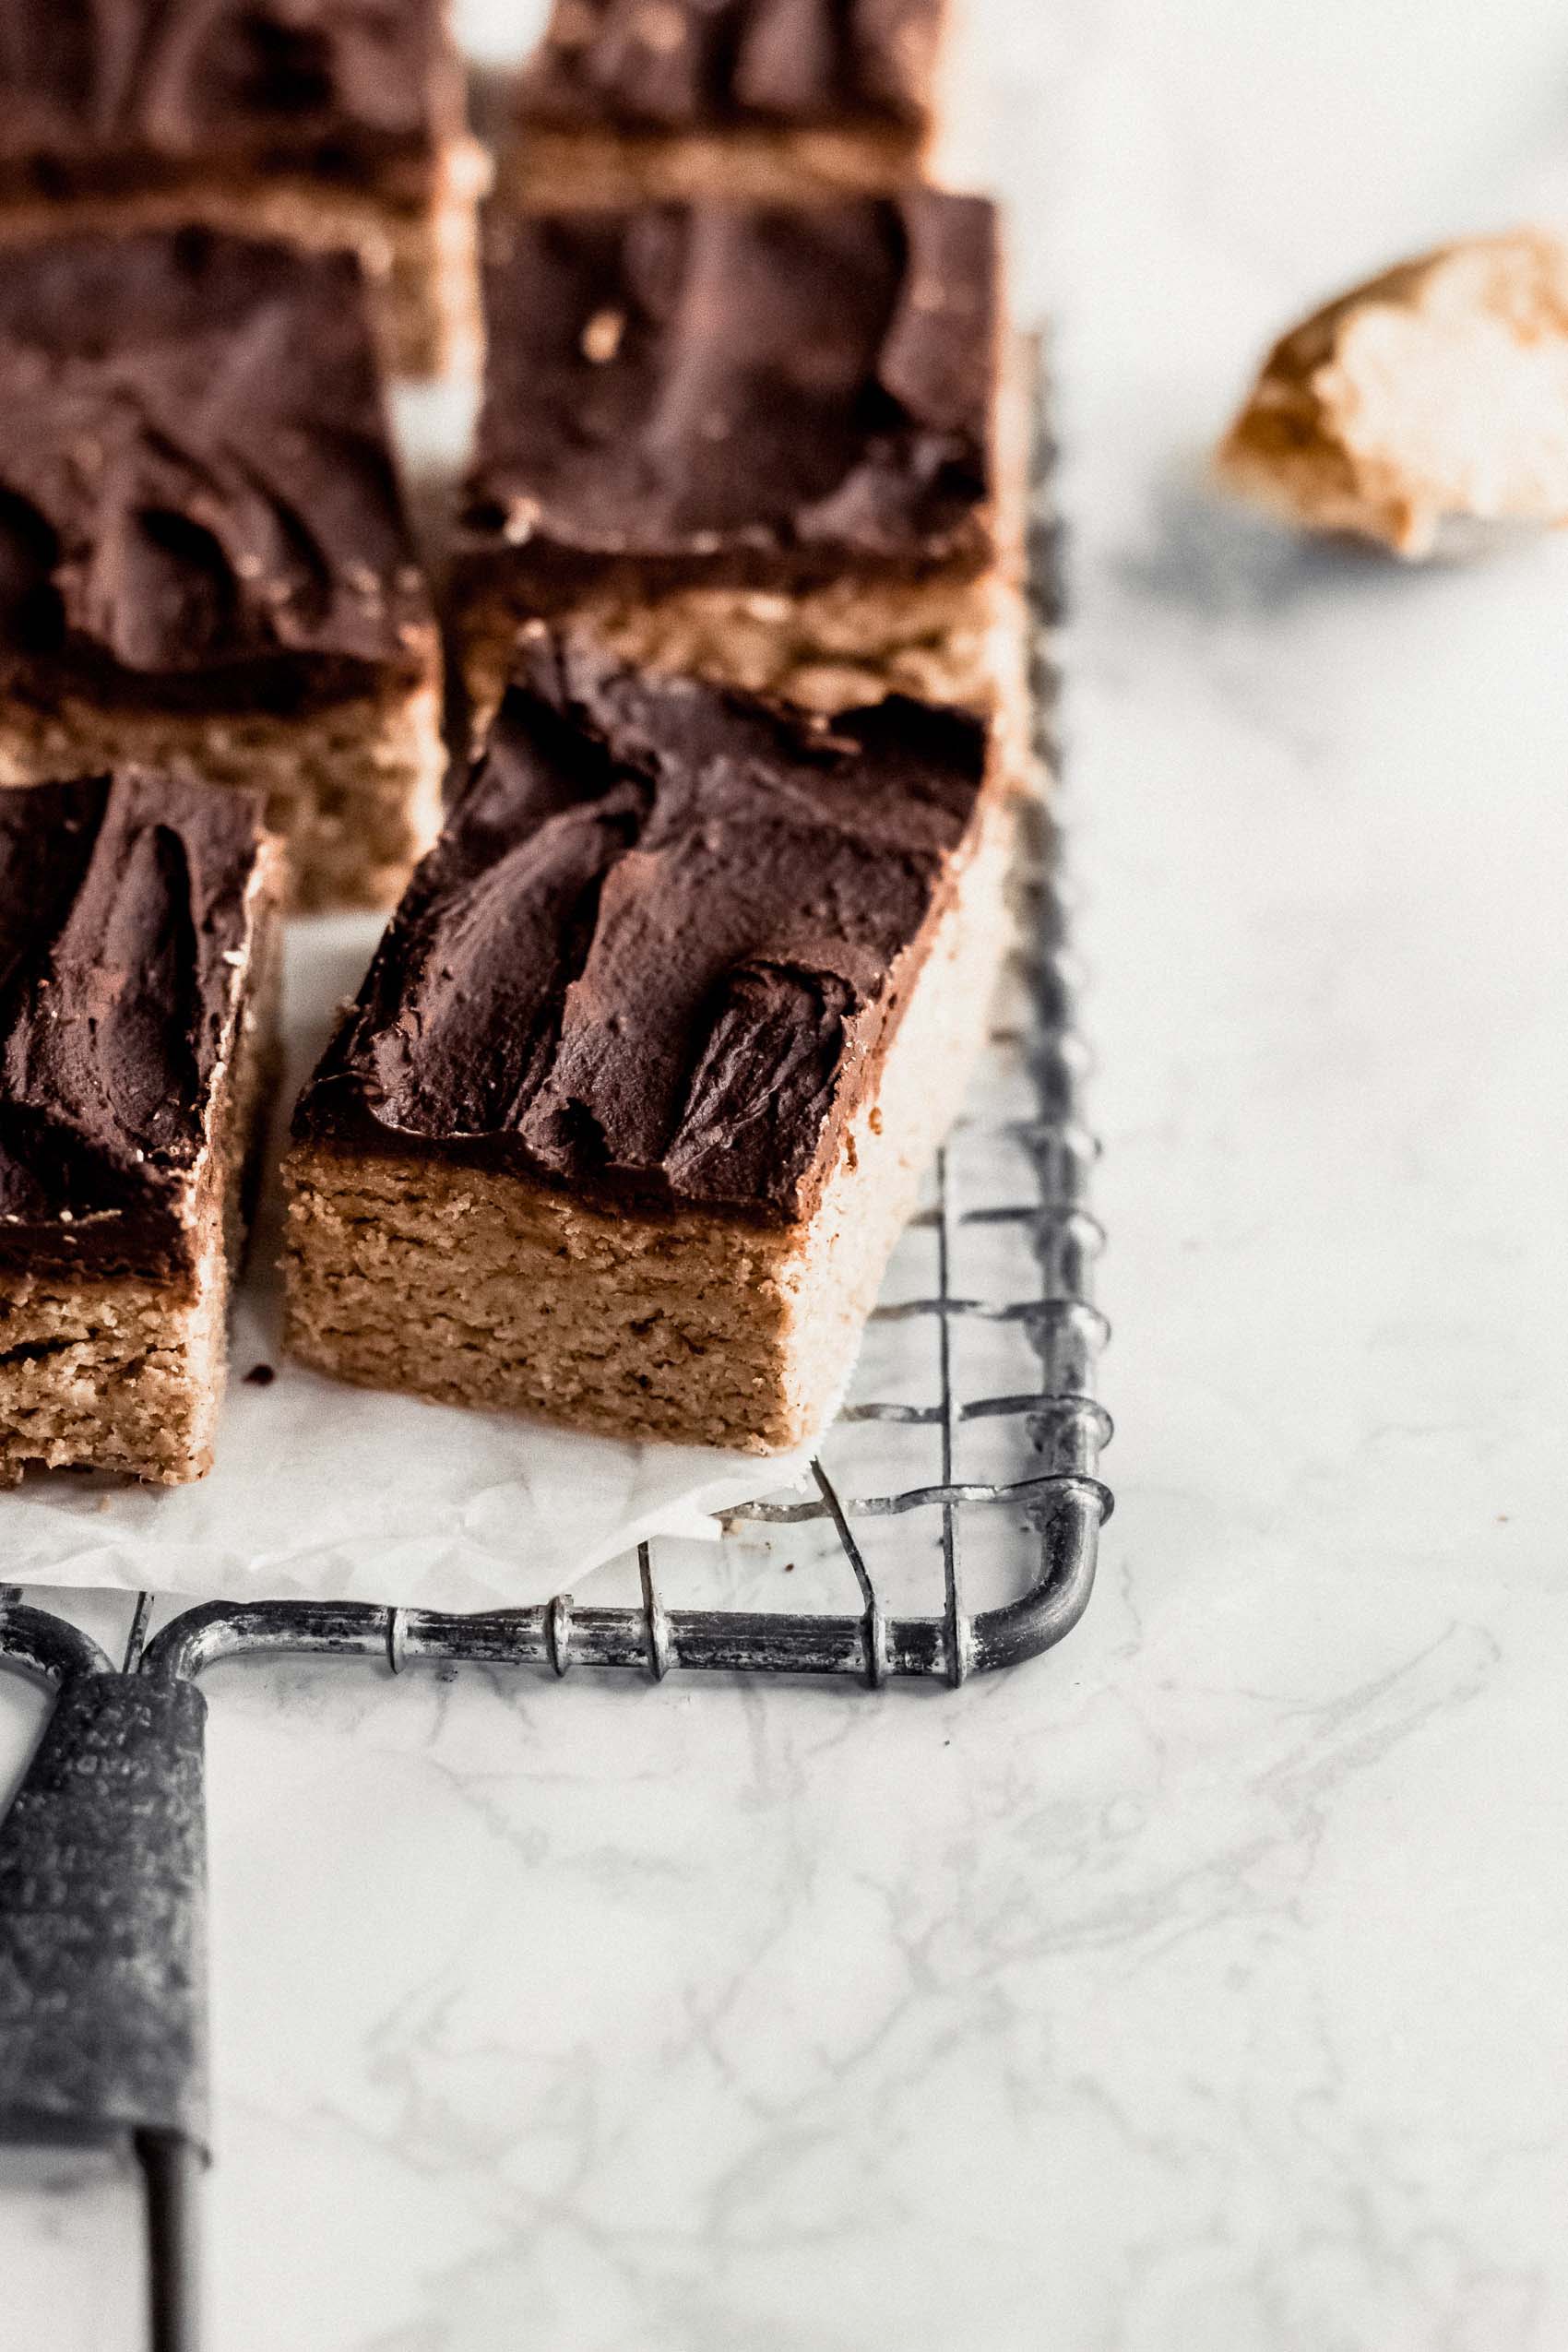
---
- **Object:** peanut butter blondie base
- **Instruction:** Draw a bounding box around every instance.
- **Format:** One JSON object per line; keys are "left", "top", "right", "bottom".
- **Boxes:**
{"left": 283, "top": 799, "right": 1010, "bottom": 1455}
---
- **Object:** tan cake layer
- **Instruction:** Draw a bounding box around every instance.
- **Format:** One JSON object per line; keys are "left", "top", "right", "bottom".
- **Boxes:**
{"left": 283, "top": 791, "right": 1013, "bottom": 1455}
{"left": 461, "top": 567, "right": 1030, "bottom": 750}
{"left": 1217, "top": 227, "right": 1568, "bottom": 557}
{"left": 0, "top": 682, "right": 446, "bottom": 914}
{"left": 501, "top": 120, "right": 930, "bottom": 210}
{"left": 0, "top": 138, "right": 491, "bottom": 379}
{"left": 0, "top": 1256, "right": 231, "bottom": 1485}
{"left": 0, "top": 830, "right": 284, "bottom": 1487}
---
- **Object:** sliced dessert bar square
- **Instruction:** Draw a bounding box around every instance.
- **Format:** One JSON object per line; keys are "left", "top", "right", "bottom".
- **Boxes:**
{"left": 283, "top": 629, "right": 1012, "bottom": 1454}
{"left": 0, "top": 768, "right": 282, "bottom": 1484}
{"left": 506, "top": 0, "right": 952, "bottom": 208}
{"left": 0, "top": 227, "right": 445, "bottom": 910}
{"left": 451, "top": 191, "right": 1028, "bottom": 739}
{"left": 0, "top": 0, "right": 488, "bottom": 378}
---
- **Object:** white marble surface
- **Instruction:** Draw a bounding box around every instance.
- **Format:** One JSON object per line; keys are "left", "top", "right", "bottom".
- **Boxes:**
{"left": 7, "top": 0, "right": 1568, "bottom": 2343}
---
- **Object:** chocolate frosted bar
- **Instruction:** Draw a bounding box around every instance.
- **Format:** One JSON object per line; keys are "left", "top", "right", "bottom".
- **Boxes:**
{"left": 0, "top": 0, "right": 487, "bottom": 377}
{"left": 0, "top": 768, "right": 282, "bottom": 1484}
{"left": 0, "top": 227, "right": 445, "bottom": 909}
{"left": 283, "top": 629, "right": 1012, "bottom": 1453}
{"left": 507, "top": 0, "right": 952, "bottom": 207}
{"left": 453, "top": 192, "right": 1028, "bottom": 731}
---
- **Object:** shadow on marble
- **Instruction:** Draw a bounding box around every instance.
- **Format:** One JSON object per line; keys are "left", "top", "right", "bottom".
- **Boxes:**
{"left": 0, "top": 2144, "right": 131, "bottom": 2196}
{"left": 1113, "top": 454, "right": 1562, "bottom": 624}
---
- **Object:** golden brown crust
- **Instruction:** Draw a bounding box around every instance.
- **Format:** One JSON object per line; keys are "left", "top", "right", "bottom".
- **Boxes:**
{"left": 0, "top": 683, "right": 446, "bottom": 913}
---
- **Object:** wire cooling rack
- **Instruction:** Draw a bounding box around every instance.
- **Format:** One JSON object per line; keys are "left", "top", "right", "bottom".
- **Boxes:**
{"left": 0, "top": 375, "right": 1111, "bottom": 2350}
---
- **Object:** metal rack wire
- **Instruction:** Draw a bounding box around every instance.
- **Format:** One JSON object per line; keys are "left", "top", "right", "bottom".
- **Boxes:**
{"left": 0, "top": 373, "right": 1111, "bottom": 2348}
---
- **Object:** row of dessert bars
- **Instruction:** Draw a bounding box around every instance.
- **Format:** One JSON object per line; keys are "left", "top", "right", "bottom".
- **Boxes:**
{"left": 0, "top": 14, "right": 998, "bottom": 917}
{"left": 0, "top": 1, "right": 956, "bottom": 378}
{"left": 0, "top": 0, "right": 1031, "bottom": 1486}
{"left": 0, "top": 0, "right": 487, "bottom": 380}
{"left": 0, "top": 187, "right": 1010, "bottom": 906}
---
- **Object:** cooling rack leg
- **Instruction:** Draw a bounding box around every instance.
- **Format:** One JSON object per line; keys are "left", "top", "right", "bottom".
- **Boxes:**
{"left": 0, "top": 1667, "right": 211, "bottom": 2346}
{"left": 0, "top": 1671, "right": 209, "bottom": 2142}
{"left": 138, "top": 2129, "right": 205, "bottom": 2352}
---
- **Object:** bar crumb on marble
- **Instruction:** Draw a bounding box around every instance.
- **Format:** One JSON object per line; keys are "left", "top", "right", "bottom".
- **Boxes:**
{"left": 1217, "top": 227, "right": 1568, "bottom": 556}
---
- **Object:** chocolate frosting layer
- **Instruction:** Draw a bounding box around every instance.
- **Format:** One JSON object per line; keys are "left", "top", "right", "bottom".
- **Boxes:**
{"left": 294, "top": 632, "right": 989, "bottom": 1224}
{"left": 0, "top": 768, "right": 267, "bottom": 1282}
{"left": 517, "top": 0, "right": 944, "bottom": 132}
{"left": 459, "top": 192, "right": 999, "bottom": 588}
{"left": 0, "top": 228, "right": 437, "bottom": 711}
{"left": 0, "top": 0, "right": 461, "bottom": 200}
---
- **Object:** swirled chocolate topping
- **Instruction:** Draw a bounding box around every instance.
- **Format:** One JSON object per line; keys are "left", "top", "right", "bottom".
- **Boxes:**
{"left": 0, "top": 769, "right": 267, "bottom": 1281}
{"left": 0, "top": 0, "right": 462, "bottom": 201}
{"left": 458, "top": 191, "right": 1000, "bottom": 590}
{"left": 0, "top": 227, "right": 437, "bottom": 711}
{"left": 517, "top": 0, "right": 944, "bottom": 133}
{"left": 293, "top": 632, "right": 990, "bottom": 1224}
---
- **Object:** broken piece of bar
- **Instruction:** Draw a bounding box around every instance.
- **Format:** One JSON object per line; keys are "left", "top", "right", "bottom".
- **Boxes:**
{"left": 451, "top": 191, "right": 1028, "bottom": 734}
{"left": 0, "top": 0, "right": 488, "bottom": 379}
{"left": 506, "top": 0, "right": 952, "bottom": 208}
{"left": 283, "top": 630, "right": 1012, "bottom": 1454}
{"left": 0, "top": 227, "right": 445, "bottom": 911}
{"left": 1217, "top": 228, "right": 1568, "bottom": 557}
{"left": 0, "top": 768, "right": 282, "bottom": 1485}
